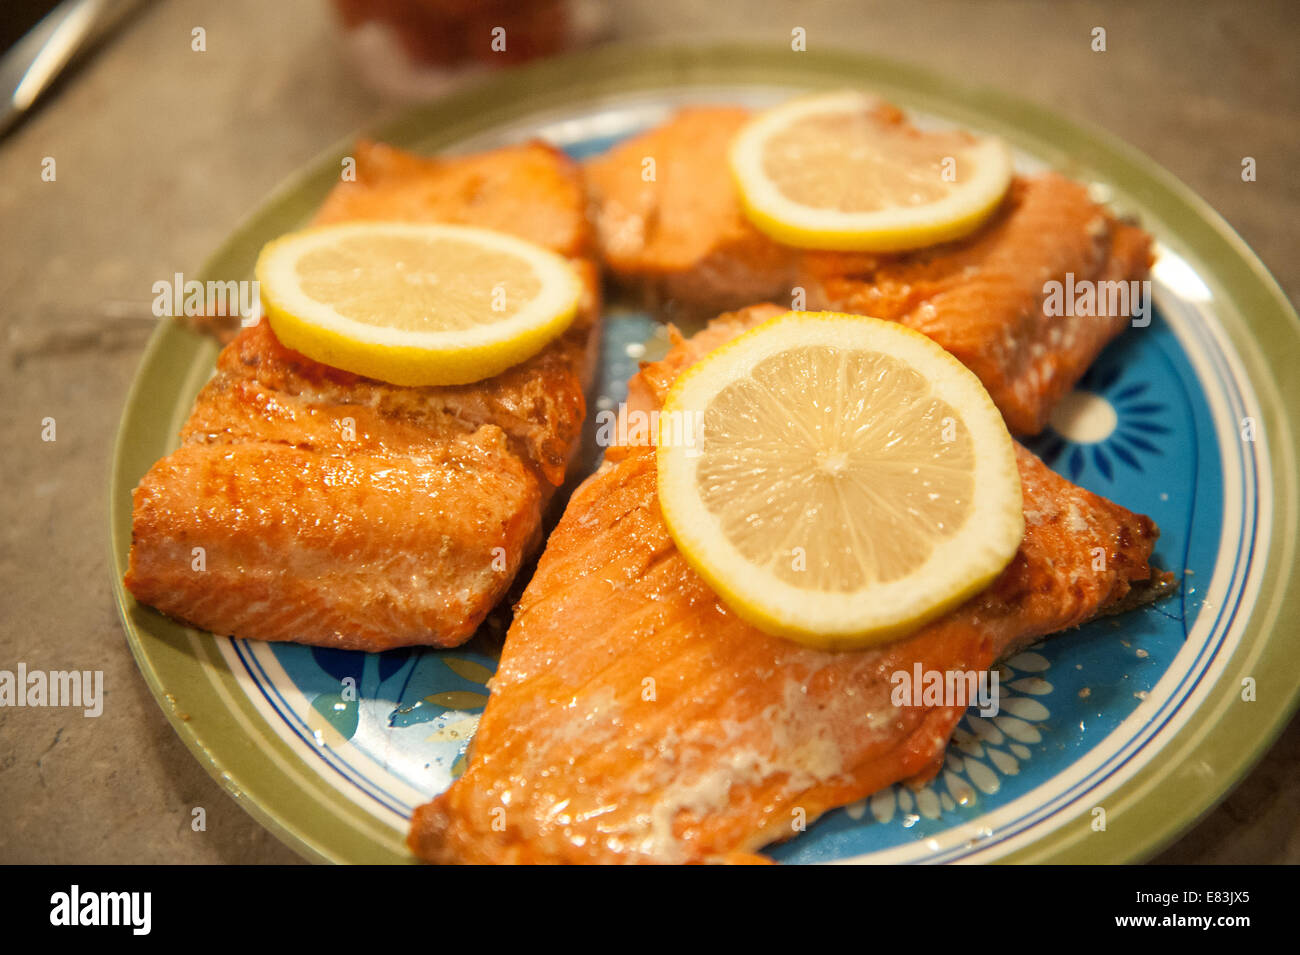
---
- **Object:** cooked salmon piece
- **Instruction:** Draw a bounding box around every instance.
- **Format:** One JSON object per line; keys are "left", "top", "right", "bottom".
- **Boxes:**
{"left": 408, "top": 305, "right": 1172, "bottom": 864}
{"left": 125, "top": 141, "right": 599, "bottom": 651}
{"left": 583, "top": 107, "right": 1153, "bottom": 434}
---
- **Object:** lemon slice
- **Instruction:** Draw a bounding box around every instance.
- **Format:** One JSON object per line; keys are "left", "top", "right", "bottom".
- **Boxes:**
{"left": 657, "top": 311, "right": 1023, "bottom": 649}
{"left": 255, "top": 222, "right": 583, "bottom": 386}
{"left": 729, "top": 91, "right": 1014, "bottom": 252}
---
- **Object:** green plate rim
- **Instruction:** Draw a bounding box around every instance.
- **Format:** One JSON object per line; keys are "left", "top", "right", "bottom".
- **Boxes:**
{"left": 109, "top": 41, "right": 1300, "bottom": 865}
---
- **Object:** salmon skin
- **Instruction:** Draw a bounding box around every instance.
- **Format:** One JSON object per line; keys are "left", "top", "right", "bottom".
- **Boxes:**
{"left": 584, "top": 106, "right": 1154, "bottom": 434}
{"left": 408, "top": 305, "right": 1173, "bottom": 864}
{"left": 125, "top": 141, "right": 600, "bottom": 651}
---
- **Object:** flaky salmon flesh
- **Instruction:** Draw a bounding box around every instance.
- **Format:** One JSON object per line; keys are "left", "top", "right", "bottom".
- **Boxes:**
{"left": 409, "top": 305, "right": 1173, "bottom": 864}
{"left": 125, "top": 141, "right": 600, "bottom": 651}
{"left": 584, "top": 106, "right": 1154, "bottom": 434}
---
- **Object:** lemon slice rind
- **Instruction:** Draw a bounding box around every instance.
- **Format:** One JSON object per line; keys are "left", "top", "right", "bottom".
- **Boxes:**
{"left": 656, "top": 311, "right": 1024, "bottom": 650}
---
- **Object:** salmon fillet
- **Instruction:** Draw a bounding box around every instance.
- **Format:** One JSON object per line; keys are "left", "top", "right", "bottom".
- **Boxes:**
{"left": 409, "top": 305, "right": 1170, "bottom": 864}
{"left": 584, "top": 106, "right": 1153, "bottom": 434}
{"left": 126, "top": 140, "right": 600, "bottom": 651}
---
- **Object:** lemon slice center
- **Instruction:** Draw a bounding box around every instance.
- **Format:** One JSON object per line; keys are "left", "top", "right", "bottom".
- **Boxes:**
{"left": 296, "top": 235, "right": 541, "bottom": 333}
{"left": 695, "top": 345, "right": 974, "bottom": 592}
{"left": 761, "top": 112, "right": 976, "bottom": 212}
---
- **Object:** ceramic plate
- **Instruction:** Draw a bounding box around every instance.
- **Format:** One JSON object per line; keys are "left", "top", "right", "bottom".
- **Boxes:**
{"left": 110, "top": 44, "right": 1300, "bottom": 864}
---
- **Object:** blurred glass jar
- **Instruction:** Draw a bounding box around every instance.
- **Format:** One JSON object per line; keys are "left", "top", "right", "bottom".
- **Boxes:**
{"left": 330, "top": 0, "right": 610, "bottom": 98}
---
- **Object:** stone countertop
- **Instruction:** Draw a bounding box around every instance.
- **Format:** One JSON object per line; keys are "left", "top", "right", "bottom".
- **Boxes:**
{"left": 1, "top": 0, "right": 1295, "bottom": 863}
